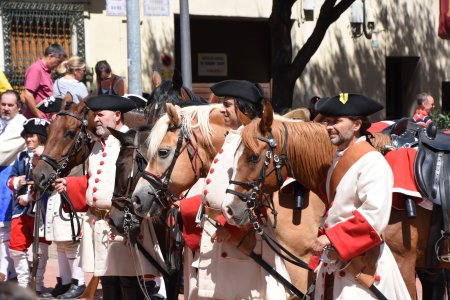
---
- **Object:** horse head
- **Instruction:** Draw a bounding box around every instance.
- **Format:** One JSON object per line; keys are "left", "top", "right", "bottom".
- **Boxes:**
{"left": 144, "top": 70, "right": 208, "bottom": 127}
{"left": 222, "top": 101, "right": 334, "bottom": 227}
{"left": 33, "top": 99, "right": 95, "bottom": 192}
{"left": 132, "top": 103, "right": 227, "bottom": 218}
{"left": 108, "top": 127, "right": 146, "bottom": 242}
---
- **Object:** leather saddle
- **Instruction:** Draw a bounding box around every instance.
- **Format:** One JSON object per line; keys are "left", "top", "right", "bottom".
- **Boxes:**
{"left": 382, "top": 118, "right": 418, "bottom": 149}
{"left": 414, "top": 125, "right": 450, "bottom": 206}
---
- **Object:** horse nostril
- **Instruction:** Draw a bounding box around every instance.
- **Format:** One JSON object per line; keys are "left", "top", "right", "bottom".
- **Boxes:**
{"left": 226, "top": 206, "right": 233, "bottom": 217}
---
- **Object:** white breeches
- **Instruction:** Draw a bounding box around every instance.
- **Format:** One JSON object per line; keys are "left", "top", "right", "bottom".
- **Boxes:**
{"left": 55, "top": 240, "right": 84, "bottom": 285}
{"left": 0, "top": 226, "right": 16, "bottom": 280}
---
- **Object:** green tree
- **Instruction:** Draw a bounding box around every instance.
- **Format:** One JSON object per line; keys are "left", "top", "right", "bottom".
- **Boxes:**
{"left": 270, "top": 0, "right": 356, "bottom": 112}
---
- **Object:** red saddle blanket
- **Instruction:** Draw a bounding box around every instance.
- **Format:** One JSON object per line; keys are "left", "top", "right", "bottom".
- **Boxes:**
{"left": 384, "top": 148, "right": 423, "bottom": 210}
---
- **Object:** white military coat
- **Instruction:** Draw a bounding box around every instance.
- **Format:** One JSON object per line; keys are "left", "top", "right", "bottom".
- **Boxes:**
{"left": 66, "top": 125, "right": 165, "bottom": 276}
{"left": 193, "top": 128, "right": 291, "bottom": 300}
{"left": 314, "top": 138, "right": 411, "bottom": 300}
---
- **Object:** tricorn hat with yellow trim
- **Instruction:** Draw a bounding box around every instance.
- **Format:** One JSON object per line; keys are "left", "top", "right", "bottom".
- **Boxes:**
{"left": 315, "top": 93, "right": 383, "bottom": 117}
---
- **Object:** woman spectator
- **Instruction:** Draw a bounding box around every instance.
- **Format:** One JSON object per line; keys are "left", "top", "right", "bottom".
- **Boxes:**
{"left": 94, "top": 60, "right": 125, "bottom": 96}
{"left": 53, "top": 56, "right": 89, "bottom": 103}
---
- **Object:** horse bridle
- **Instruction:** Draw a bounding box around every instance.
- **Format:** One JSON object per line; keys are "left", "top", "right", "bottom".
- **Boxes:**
{"left": 39, "top": 108, "right": 92, "bottom": 190}
{"left": 139, "top": 119, "right": 203, "bottom": 210}
{"left": 225, "top": 122, "right": 313, "bottom": 276}
{"left": 226, "top": 122, "right": 293, "bottom": 227}
{"left": 38, "top": 108, "right": 92, "bottom": 241}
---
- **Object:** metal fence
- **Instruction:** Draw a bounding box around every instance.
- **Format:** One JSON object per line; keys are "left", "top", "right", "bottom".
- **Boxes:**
{"left": 1, "top": 1, "right": 85, "bottom": 89}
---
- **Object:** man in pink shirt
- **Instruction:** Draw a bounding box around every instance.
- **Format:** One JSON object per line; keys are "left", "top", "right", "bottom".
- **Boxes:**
{"left": 23, "top": 44, "right": 66, "bottom": 119}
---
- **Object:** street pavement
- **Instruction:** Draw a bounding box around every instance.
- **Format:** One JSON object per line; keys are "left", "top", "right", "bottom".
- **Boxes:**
{"left": 40, "top": 244, "right": 418, "bottom": 300}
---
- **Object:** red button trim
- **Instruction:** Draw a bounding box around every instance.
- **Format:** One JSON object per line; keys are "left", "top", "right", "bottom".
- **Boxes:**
{"left": 375, "top": 275, "right": 381, "bottom": 282}
{"left": 93, "top": 187, "right": 97, "bottom": 193}
{"left": 95, "top": 178, "right": 100, "bottom": 183}
{"left": 221, "top": 252, "right": 227, "bottom": 258}
{"left": 203, "top": 190, "right": 208, "bottom": 196}
{"left": 97, "top": 170, "right": 102, "bottom": 174}
{"left": 110, "top": 234, "right": 115, "bottom": 240}
{"left": 214, "top": 158, "right": 218, "bottom": 163}
{"left": 339, "top": 271, "right": 346, "bottom": 277}
{"left": 102, "top": 153, "right": 107, "bottom": 157}
{"left": 209, "top": 168, "right": 215, "bottom": 174}
{"left": 324, "top": 222, "right": 329, "bottom": 228}
{"left": 93, "top": 197, "right": 97, "bottom": 202}
{"left": 206, "top": 179, "right": 211, "bottom": 184}
{"left": 219, "top": 148, "right": 223, "bottom": 154}
{"left": 100, "top": 161, "right": 105, "bottom": 166}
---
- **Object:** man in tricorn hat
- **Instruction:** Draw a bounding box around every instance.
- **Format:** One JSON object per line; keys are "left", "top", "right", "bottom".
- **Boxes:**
{"left": 179, "top": 80, "right": 291, "bottom": 299}
{"left": 53, "top": 95, "right": 165, "bottom": 299}
{"left": 310, "top": 94, "right": 410, "bottom": 299}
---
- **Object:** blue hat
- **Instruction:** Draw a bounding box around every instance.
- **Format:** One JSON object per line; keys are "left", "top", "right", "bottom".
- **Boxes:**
{"left": 21, "top": 118, "right": 50, "bottom": 138}
{"left": 86, "top": 95, "right": 137, "bottom": 113}
{"left": 211, "top": 80, "right": 264, "bottom": 104}
{"left": 315, "top": 93, "right": 383, "bottom": 117}
{"left": 37, "top": 96, "right": 64, "bottom": 114}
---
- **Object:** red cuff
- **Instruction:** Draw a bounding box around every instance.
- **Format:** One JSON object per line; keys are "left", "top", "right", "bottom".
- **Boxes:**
{"left": 65, "top": 176, "right": 88, "bottom": 212}
{"left": 7, "top": 177, "right": 16, "bottom": 190}
{"left": 179, "top": 195, "right": 203, "bottom": 252}
{"left": 325, "top": 210, "right": 382, "bottom": 261}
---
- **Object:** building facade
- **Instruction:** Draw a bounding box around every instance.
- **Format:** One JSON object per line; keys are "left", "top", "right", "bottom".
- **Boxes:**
{"left": 0, "top": 0, "right": 449, "bottom": 119}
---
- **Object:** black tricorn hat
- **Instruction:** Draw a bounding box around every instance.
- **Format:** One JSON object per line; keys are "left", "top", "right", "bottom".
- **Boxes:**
{"left": 21, "top": 118, "right": 50, "bottom": 138}
{"left": 37, "top": 96, "right": 64, "bottom": 114}
{"left": 211, "top": 80, "right": 264, "bottom": 104}
{"left": 123, "top": 94, "right": 147, "bottom": 109}
{"left": 315, "top": 93, "right": 383, "bottom": 117}
{"left": 85, "top": 95, "right": 137, "bottom": 113}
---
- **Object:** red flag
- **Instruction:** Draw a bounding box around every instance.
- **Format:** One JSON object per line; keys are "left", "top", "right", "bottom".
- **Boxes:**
{"left": 439, "top": 0, "right": 450, "bottom": 39}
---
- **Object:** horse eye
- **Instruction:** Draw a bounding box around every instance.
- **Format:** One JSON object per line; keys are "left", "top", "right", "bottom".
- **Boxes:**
{"left": 64, "top": 129, "right": 76, "bottom": 139}
{"left": 248, "top": 154, "right": 260, "bottom": 163}
{"left": 158, "top": 148, "right": 170, "bottom": 158}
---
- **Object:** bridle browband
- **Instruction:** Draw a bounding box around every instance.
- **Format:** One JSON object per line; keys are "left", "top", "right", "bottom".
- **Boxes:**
{"left": 38, "top": 108, "right": 92, "bottom": 241}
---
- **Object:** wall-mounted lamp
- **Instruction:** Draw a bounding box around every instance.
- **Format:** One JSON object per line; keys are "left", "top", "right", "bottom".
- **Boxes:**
{"left": 350, "top": 0, "right": 375, "bottom": 39}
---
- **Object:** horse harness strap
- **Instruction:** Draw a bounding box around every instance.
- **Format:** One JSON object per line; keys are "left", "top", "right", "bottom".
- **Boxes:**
{"left": 328, "top": 141, "right": 376, "bottom": 205}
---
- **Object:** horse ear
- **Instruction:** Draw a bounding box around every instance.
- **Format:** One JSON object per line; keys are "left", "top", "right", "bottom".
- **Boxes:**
{"left": 152, "top": 71, "right": 162, "bottom": 88}
{"left": 180, "top": 87, "right": 191, "bottom": 100}
{"left": 172, "top": 69, "right": 183, "bottom": 91}
{"left": 259, "top": 100, "right": 273, "bottom": 134}
{"left": 61, "top": 92, "right": 73, "bottom": 110}
{"left": 208, "top": 93, "right": 220, "bottom": 104}
{"left": 166, "top": 103, "right": 181, "bottom": 126}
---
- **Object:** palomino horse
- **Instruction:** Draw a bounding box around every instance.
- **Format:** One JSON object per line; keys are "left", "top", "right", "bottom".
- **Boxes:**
{"left": 131, "top": 103, "right": 328, "bottom": 296}
{"left": 221, "top": 101, "right": 449, "bottom": 299}
{"left": 132, "top": 103, "right": 226, "bottom": 217}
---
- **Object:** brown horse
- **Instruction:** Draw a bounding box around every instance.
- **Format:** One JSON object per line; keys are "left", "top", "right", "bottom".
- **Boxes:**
{"left": 131, "top": 103, "right": 332, "bottom": 296}
{"left": 222, "top": 101, "right": 449, "bottom": 299}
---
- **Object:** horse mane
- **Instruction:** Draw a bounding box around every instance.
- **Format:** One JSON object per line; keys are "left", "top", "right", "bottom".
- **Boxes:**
{"left": 147, "top": 104, "right": 222, "bottom": 159}
{"left": 241, "top": 119, "right": 334, "bottom": 194}
{"left": 368, "top": 132, "right": 392, "bottom": 152}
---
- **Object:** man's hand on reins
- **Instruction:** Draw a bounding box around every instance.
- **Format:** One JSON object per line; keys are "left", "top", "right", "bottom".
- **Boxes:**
{"left": 311, "top": 234, "right": 331, "bottom": 256}
{"left": 53, "top": 178, "right": 67, "bottom": 193}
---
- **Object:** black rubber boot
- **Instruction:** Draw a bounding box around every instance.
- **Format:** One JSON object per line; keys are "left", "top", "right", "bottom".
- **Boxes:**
{"left": 57, "top": 278, "right": 87, "bottom": 299}
{"left": 40, "top": 277, "right": 71, "bottom": 299}
{"left": 100, "top": 276, "right": 123, "bottom": 300}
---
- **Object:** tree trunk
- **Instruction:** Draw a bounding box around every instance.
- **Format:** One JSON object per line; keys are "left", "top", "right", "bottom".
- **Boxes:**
{"left": 270, "top": 0, "right": 356, "bottom": 113}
